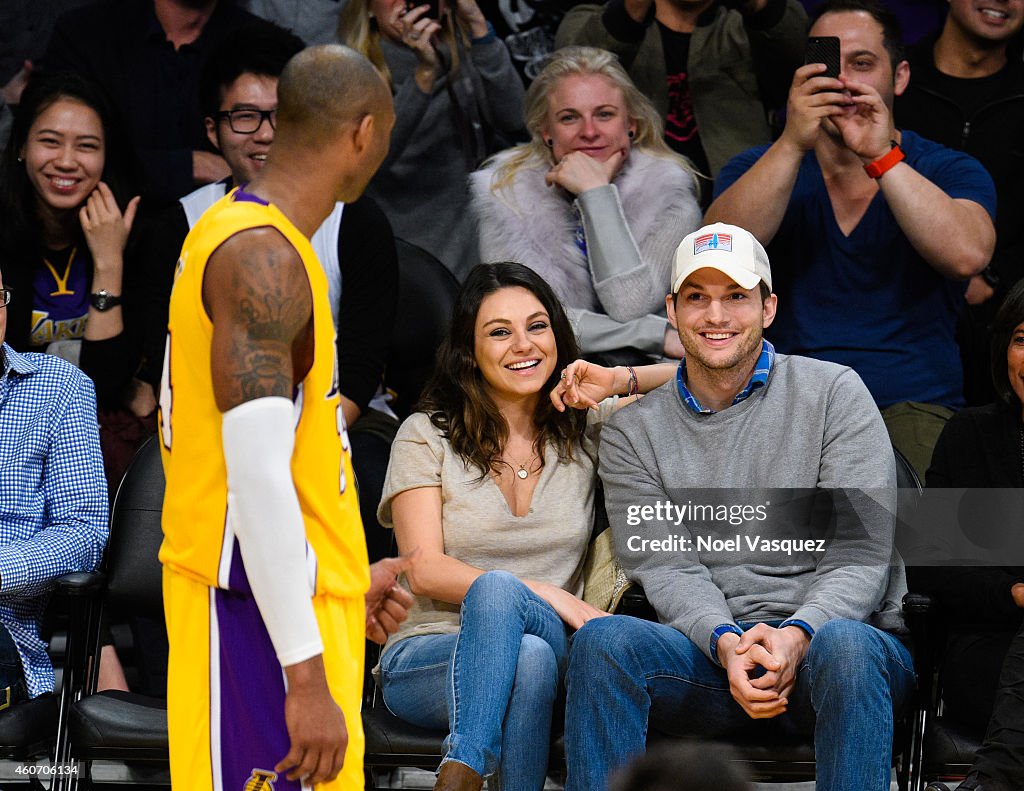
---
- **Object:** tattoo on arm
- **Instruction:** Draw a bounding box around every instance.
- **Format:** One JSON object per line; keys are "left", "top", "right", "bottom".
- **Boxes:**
{"left": 207, "top": 231, "right": 312, "bottom": 411}
{"left": 234, "top": 286, "right": 299, "bottom": 400}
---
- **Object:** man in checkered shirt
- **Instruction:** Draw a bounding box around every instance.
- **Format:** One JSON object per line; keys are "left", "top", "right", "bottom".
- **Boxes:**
{"left": 0, "top": 267, "right": 107, "bottom": 709}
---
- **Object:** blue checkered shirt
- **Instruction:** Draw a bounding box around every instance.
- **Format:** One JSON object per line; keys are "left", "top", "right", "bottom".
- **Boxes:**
{"left": 676, "top": 340, "right": 776, "bottom": 414}
{"left": 0, "top": 344, "right": 107, "bottom": 698}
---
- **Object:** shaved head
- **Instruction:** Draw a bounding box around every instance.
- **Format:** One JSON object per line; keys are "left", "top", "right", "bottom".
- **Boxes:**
{"left": 276, "top": 44, "right": 391, "bottom": 147}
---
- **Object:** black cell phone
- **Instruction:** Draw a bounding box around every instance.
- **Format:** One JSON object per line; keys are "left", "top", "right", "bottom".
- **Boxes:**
{"left": 408, "top": 0, "right": 441, "bottom": 20}
{"left": 804, "top": 36, "right": 841, "bottom": 79}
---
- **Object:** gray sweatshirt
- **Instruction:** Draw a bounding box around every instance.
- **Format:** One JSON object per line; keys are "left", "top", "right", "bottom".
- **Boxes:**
{"left": 367, "top": 38, "right": 525, "bottom": 280}
{"left": 599, "top": 353, "right": 907, "bottom": 661}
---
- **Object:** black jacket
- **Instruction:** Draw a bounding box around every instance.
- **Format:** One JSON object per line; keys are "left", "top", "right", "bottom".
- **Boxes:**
{"left": 920, "top": 402, "right": 1024, "bottom": 632}
{"left": 897, "top": 35, "right": 1024, "bottom": 293}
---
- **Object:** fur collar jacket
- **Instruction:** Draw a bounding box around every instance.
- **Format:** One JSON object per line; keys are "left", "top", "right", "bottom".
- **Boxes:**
{"left": 471, "top": 148, "right": 698, "bottom": 313}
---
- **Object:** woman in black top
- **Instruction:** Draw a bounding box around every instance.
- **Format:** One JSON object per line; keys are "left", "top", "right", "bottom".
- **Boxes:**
{"left": 0, "top": 70, "right": 144, "bottom": 488}
{"left": 924, "top": 279, "right": 1024, "bottom": 791}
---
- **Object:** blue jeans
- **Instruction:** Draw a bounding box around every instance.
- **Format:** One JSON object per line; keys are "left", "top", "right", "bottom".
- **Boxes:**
{"left": 564, "top": 615, "right": 916, "bottom": 791}
{"left": 379, "top": 571, "right": 568, "bottom": 790}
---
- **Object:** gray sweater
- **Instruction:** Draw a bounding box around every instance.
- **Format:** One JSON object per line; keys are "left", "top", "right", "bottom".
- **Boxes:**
{"left": 599, "top": 354, "right": 906, "bottom": 661}
{"left": 366, "top": 38, "right": 525, "bottom": 280}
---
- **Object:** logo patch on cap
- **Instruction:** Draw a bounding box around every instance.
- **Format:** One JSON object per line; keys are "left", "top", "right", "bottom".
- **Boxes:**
{"left": 694, "top": 232, "right": 732, "bottom": 255}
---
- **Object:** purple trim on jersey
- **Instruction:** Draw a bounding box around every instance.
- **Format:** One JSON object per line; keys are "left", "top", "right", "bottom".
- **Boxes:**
{"left": 214, "top": 588, "right": 301, "bottom": 791}
{"left": 227, "top": 541, "right": 252, "bottom": 594}
{"left": 227, "top": 536, "right": 315, "bottom": 599}
{"left": 232, "top": 185, "right": 270, "bottom": 206}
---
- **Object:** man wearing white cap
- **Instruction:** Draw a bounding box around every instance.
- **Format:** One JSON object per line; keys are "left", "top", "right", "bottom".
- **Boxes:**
{"left": 563, "top": 223, "right": 914, "bottom": 791}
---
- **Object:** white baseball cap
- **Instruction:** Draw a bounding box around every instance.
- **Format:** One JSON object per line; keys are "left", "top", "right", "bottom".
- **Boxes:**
{"left": 670, "top": 222, "right": 773, "bottom": 294}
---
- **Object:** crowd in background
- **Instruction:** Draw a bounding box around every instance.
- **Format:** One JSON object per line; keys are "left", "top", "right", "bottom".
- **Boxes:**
{"left": 1, "top": 0, "right": 1023, "bottom": 789}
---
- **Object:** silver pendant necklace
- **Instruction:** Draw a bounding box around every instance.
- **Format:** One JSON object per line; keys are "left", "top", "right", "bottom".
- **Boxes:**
{"left": 501, "top": 452, "right": 537, "bottom": 480}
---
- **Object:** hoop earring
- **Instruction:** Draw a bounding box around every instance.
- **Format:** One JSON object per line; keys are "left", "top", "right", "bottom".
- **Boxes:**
{"left": 628, "top": 130, "right": 635, "bottom": 139}
{"left": 544, "top": 138, "right": 553, "bottom": 147}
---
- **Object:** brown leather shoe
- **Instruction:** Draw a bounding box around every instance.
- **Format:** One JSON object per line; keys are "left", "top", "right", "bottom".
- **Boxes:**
{"left": 433, "top": 760, "right": 484, "bottom": 791}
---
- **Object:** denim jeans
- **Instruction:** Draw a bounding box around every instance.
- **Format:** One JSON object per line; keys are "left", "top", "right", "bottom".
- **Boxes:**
{"left": 564, "top": 615, "right": 916, "bottom": 791}
{"left": 0, "top": 621, "right": 27, "bottom": 709}
{"left": 379, "top": 571, "right": 569, "bottom": 790}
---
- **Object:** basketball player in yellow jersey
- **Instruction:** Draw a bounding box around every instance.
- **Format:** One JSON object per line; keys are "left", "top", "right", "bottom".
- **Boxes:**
{"left": 159, "top": 46, "right": 413, "bottom": 790}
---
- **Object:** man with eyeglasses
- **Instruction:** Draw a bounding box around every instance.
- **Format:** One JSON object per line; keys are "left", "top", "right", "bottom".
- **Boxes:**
{"left": 42, "top": 0, "right": 293, "bottom": 206}
{"left": 134, "top": 22, "right": 401, "bottom": 564}
{"left": 0, "top": 270, "right": 108, "bottom": 712}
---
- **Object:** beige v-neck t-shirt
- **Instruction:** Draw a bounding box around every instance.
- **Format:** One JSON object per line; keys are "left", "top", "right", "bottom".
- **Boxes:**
{"left": 377, "top": 402, "right": 614, "bottom": 655}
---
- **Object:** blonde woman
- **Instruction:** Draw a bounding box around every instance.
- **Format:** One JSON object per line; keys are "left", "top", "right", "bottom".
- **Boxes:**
{"left": 339, "top": 0, "right": 524, "bottom": 279}
{"left": 471, "top": 46, "right": 701, "bottom": 364}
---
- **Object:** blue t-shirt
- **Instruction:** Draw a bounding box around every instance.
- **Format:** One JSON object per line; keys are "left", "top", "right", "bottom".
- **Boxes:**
{"left": 714, "top": 130, "right": 996, "bottom": 410}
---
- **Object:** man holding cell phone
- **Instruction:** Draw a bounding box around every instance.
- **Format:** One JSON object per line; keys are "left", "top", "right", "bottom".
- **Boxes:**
{"left": 706, "top": 0, "right": 997, "bottom": 480}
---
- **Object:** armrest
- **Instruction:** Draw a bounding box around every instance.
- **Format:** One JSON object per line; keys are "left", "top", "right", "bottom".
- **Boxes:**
{"left": 902, "top": 592, "right": 936, "bottom": 665}
{"left": 903, "top": 591, "right": 939, "bottom": 714}
{"left": 51, "top": 573, "right": 106, "bottom": 772}
{"left": 54, "top": 571, "right": 105, "bottom": 597}
{"left": 902, "top": 592, "right": 934, "bottom": 616}
{"left": 614, "top": 585, "right": 658, "bottom": 621}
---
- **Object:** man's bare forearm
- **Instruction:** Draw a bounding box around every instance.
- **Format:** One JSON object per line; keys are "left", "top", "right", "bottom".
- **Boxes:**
{"left": 876, "top": 164, "right": 994, "bottom": 280}
{"left": 704, "top": 138, "right": 805, "bottom": 244}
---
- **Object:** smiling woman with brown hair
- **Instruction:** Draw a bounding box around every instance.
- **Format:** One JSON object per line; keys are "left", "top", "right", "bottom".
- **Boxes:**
{"left": 376, "top": 261, "right": 671, "bottom": 791}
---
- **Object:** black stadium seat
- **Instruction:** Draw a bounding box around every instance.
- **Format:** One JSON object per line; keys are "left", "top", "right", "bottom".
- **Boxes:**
{"left": 66, "top": 436, "right": 169, "bottom": 786}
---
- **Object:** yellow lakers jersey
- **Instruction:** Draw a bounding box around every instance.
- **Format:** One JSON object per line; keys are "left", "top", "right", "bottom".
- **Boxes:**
{"left": 158, "top": 190, "right": 370, "bottom": 599}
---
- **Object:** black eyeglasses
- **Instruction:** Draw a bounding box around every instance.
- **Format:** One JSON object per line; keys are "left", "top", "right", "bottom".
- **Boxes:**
{"left": 215, "top": 108, "right": 277, "bottom": 134}
{"left": 0, "top": 288, "right": 10, "bottom": 308}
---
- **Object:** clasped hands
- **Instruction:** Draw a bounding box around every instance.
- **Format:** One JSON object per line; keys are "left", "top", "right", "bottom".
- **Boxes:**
{"left": 716, "top": 623, "right": 811, "bottom": 720}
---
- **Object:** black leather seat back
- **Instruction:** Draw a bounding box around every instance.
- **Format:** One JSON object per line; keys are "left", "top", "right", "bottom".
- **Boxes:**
{"left": 385, "top": 239, "right": 460, "bottom": 419}
{"left": 105, "top": 436, "right": 166, "bottom": 620}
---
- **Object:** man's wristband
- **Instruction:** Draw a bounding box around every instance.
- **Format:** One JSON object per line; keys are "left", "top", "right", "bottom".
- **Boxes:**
{"left": 710, "top": 623, "right": 744, "bottom": 665}
{"left": 779, "top": 619, "right": 815, "bottom": 640}
{"left": 864, "top": 140, "right": 904, "bottom": 179}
